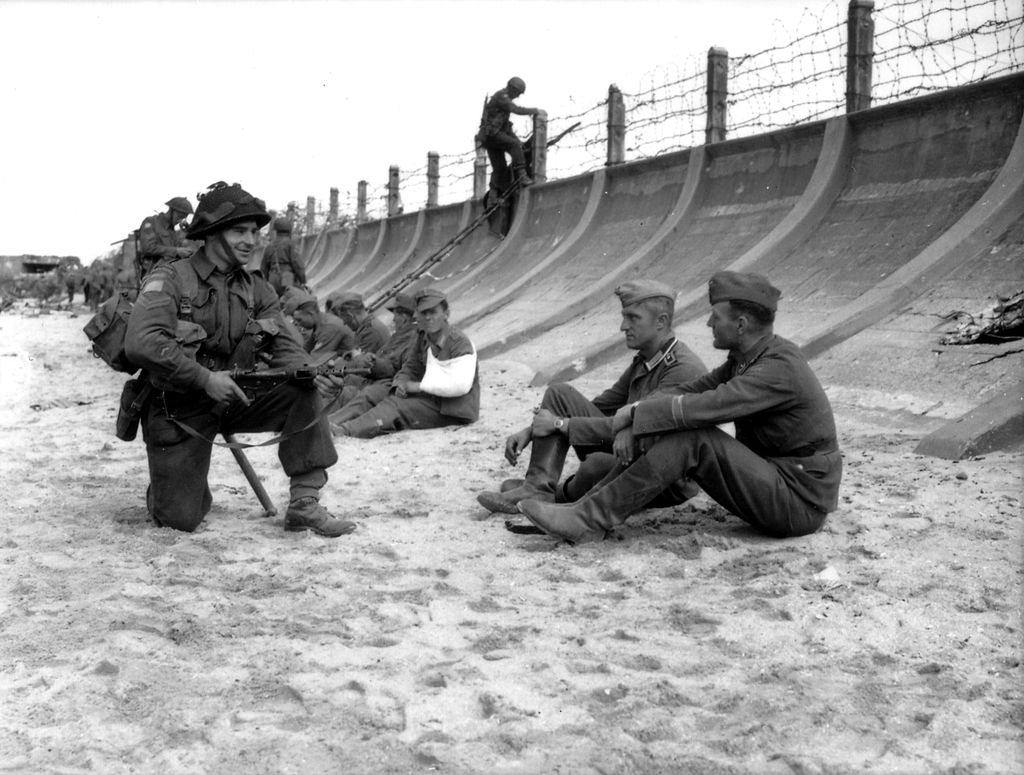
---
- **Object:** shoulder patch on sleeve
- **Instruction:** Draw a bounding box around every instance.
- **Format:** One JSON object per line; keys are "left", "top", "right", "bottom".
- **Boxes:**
{"left": 140, "top": 278, "right": 165, "bottom": 294}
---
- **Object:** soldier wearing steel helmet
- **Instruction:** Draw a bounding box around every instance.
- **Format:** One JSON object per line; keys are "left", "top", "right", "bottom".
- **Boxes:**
{"left": 124, "top": 182, "right": 355, "bottom": 538}
{"left": 260, "top": 216, "right": 307, "bottom": 295}
{"left": 136, "top": 196, "right": 195, "bottom": 282}
{"left": 477, "top": 76, "right": 543, "bottom": 189}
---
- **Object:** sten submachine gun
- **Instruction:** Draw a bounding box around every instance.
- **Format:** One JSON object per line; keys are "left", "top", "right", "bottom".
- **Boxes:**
{"left": 221, "top": 362, "right": 369, "bottom": 518}
{"left": 228, "top": 363, "right": 371, "bottom": 403}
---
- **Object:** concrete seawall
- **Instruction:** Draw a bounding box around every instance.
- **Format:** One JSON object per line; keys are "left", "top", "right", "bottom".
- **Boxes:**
{"left": 305, "top": 72, "right": 1024, "bottom": 456}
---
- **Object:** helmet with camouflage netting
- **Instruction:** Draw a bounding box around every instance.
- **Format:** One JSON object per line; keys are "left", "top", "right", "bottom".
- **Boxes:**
{"left": 186, "top": 182, "right": 270, "bottom": 239}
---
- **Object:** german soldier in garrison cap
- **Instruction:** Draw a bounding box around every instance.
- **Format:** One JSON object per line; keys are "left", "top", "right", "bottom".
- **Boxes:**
{"left": 136, "top": 195, "right": 195, "bottom": 283}
{"left": 326, "top": 291, "right": 390, "bottom": 355}
{"left": 477, "top": 280, "right": 707, "bottom": 516}
{"left": 516, "top": 271, "right": 843, "bottom": 544}
{"left": 315, "top": 287, "right": 480, "bottom": 438}
{"left": 325, "top": 291, "right": 422, "bottom": 421}
{"left": 284, "top": 289, "right": 357, "bottom": 364}
{"left": 125, "top": 182, "right": 355, "bottom": 538}
{"left": 477, "top": 76, "right": 544, "bottom": 190}
{"left": 260, "top": 216, "right": 307, "bottom": 295}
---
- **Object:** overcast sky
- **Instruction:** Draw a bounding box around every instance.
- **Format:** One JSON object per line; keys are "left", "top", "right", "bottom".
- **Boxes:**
{"left": 0, "top": 0, "right": 828, "bottom": 262}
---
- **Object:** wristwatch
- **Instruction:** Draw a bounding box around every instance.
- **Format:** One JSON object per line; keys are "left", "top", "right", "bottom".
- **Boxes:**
{"left": 554, "top": 417, "right": 565, "bottom": 431}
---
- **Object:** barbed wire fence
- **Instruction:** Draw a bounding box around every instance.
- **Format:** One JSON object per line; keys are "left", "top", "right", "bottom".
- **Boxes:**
{"left": 292, "top": 0, "right": 1021, "bottom": 228}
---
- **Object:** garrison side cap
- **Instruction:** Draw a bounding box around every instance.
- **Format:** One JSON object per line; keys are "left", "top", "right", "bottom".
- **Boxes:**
{"left": 386, "top": 292, "right": 416, "bottom": 313}
{"left": 614, "top": 279, "right": 676, "bottom": 307}
{"left": 281, "top": 288, "right": 317, "bottom": 316}
{"left": 328, "top": 291, "right": 364, "bottom": 309}
{"left": 414, "top": 286, "right": 447, "bottom": 311}
{"left": 708, "top": 271, "right": 781, "bottom": 311}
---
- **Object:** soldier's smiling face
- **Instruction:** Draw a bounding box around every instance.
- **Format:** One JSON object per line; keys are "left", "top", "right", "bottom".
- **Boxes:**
{"left": 216, "top": 220, "right": 260, "bottom": 267}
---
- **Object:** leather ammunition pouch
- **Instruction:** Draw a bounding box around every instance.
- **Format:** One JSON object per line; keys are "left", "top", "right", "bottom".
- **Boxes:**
{"left": 115, "top": 377, "right": 153, "bottom": 441}
{"left": 83, "top": 291, "right": 138, "bottom": 374}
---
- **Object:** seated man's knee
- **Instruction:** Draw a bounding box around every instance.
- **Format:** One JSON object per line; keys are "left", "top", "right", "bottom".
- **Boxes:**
{"left": 542, "top": 382, "right": 580, "bottom": 408}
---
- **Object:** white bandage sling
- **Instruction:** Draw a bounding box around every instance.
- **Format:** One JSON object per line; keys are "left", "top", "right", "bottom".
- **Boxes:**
{"left": 419, "top": 344, "right": 477, "bottom": 397}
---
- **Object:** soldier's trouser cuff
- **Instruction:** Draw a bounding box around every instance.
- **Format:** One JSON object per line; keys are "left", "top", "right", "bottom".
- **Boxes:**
{"left": 289, "top": 468, "right": 327, "bottom": 502}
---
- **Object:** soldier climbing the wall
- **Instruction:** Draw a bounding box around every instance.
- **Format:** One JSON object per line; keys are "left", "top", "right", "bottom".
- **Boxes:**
{"left": 476, "top": 76, "right": 544, "bottom": 190}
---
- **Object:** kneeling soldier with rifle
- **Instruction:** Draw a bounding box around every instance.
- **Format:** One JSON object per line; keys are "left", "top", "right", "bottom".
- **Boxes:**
{"left": 124, "top": 182, "right": 355, "bottom": 537}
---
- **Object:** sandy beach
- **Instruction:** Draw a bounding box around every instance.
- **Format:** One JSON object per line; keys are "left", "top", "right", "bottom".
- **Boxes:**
{"left": 0, "top": 306, "right": 1020, "bottom": 775}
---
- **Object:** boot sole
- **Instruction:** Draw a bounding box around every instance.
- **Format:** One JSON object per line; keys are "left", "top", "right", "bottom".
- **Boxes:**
{"left": 504, "top": 519, "right": 545, "bottom": 535}
{"left": 285, "top": 522, "right": 357, "bottom": 537}
{"left": 476, "top": 491, "right": 521, "bottom": 514}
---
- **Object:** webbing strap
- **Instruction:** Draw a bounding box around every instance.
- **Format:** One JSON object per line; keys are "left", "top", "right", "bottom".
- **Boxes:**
{"left": 164, "top": 387, "right": 344, "bottom": 450}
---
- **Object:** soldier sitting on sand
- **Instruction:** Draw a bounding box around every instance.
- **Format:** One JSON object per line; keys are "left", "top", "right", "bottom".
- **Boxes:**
{"left": 476, "top": 280, "right": 706, "bottom": 517}
{"left": 316, "top": 287, "right": 479, "bottom": 438}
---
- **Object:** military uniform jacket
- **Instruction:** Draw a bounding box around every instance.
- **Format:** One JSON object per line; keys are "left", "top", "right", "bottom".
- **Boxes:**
{"left": 568, "top": 336, "right": 707, "bottom": 447}
{"left": 396, "top": 326, "right": 480, "bottom": 422}
{"left": 138, "top": 212, "right": 187, "bottom": 260}
{"left": 310, "top": 313, "right": 356, "bottom": 363}
{"left": 355, "top": 315, "right": 391, "bottom": 354}
{"left": 369, "top": 321, "right": 419, "bottom": 379}
{"left": 260, "top": 237, "right": 307, "bottom": 285}
{"left": 632, "top": 334, "right": 841, "bottom": 513}
{"left": 479, "top": 88, "right": 518, "bottom": 137}
{"left": 125, "top": 251, "right": 308, "bottom": 392}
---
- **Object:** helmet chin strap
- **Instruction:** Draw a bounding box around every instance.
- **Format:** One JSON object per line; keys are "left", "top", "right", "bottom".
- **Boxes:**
{"left": 214, "top": 231, "right": 246, "bottom": 271}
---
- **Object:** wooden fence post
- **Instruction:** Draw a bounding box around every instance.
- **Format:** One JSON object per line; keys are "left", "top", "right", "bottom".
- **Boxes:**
{"left": 607, "top": 84, "right": 625, "bottom": 166}
{"left": 846, "top": 0, "right": 875, "bottom": 112}
{"left": 705, "top": 46, "right": 728, "bottom": 145}
{"left": 474, "top": 144, "right": 488, "bottom": 199}
{"left": 531, "top": 111, "right": 548, "bottom": 184}
{"left": 305, "top": 196, "right": 316, "bottom": 233}
{"left": 427, "top": 152, "right": 439, "bottom": 209}
{"left": 387, "top": 166, "right": 401, "bottom": 217}
{"left": 328, "top": 187, "right": 338, "bottom": 225}
{"left": 357, "top": 181, "right": 367, "bottom": 223}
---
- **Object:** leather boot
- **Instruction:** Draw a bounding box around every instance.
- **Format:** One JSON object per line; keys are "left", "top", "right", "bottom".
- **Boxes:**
{"left": 514, "top": 166, "right": 533, "bottom": 187}
{"left": 285, "top": 498, "right": 356, "bottom": 537}
{"left": 517, "top": 456, "right": 668, "bottom": 544}
{"left": 477, "top": 433, "right": 569, "bottom": 514}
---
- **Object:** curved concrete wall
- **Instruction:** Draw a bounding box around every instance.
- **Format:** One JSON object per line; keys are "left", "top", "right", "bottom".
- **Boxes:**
{"left": 350, "top": 201, "right": 467, "bottom": 306}
{"left": 303, "top": 73, "right": 1024, "bottom": 419}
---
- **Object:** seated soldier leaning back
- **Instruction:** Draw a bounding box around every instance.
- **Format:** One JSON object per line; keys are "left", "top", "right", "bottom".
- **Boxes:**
{"left": 124, "top": 181, "right": 354, "bottom": 538}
